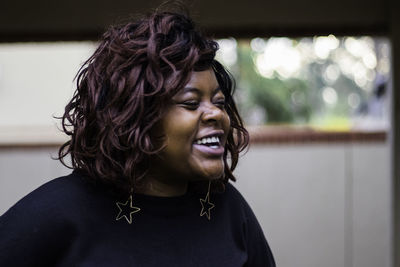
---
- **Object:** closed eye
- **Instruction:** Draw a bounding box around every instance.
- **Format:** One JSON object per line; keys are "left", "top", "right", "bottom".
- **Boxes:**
{"left": 214, "top": 99, "right": 226, "bottom": 109}
{"left": 180, "top": 100, "right": 199, "bottom": 110}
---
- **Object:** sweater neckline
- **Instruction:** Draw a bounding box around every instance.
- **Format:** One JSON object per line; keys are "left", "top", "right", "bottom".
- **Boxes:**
{"left": 133, "top": 190, "right": 193, "bottom": 204}
{"left": 71, "top": 169, "right": 201, "bottom": 210}
{"left": 128, "top": 189, "right": 198, "bottom": 215}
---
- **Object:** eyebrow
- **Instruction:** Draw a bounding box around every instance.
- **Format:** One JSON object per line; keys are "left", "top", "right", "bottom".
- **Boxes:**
{"left": 182, "top": 86, "right": 222, "bottom": 95}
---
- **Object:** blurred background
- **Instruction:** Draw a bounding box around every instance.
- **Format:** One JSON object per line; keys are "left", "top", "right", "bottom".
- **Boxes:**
{"left": 0, "top": 0, "right": 399, "bottom": 266}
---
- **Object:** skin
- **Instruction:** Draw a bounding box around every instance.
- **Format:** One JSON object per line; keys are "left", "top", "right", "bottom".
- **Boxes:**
{"left": 142, "top": 69, "right": 231, "bottom": 197}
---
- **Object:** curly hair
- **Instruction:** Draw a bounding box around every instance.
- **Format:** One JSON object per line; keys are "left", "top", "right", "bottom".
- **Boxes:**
{"left": 58, "top": 10, "right": 249, "bottom": 196}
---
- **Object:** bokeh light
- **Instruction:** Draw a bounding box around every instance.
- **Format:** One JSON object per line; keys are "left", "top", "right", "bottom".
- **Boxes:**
{"left": 217, "top": 36, "right": 391, "bottom": 130}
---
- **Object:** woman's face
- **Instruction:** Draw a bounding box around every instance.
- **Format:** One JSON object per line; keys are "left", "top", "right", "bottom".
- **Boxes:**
{"left": 154, "top": 69, "right": 231, "bottom": 183}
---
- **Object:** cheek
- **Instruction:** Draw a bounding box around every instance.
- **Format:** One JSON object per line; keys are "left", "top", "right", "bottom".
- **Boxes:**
{"left": 223, "top": 111, "right": 231, "bottom": 132}
{"left": 162, "top": 113, "right": 198, "bottom": 152}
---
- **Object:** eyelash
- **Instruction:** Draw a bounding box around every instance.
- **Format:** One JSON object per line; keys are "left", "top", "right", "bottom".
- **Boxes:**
{"left": 182, "top": 100, "right": 199, "bottom": 110}
{"left": 215, "top": 99, "right": 226, "bottom": 108}
{"left": 180, "top": 99, "right": 226, "bottom": 110}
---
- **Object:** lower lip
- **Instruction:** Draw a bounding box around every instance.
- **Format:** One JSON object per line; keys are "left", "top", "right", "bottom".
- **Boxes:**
{"left": 193, "top": 144, "right": 224, "bottom": 157}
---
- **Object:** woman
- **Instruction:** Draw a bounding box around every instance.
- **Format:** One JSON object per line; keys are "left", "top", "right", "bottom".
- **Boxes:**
{"left": 0, "top": 10, "right": 275, "bottom": 266}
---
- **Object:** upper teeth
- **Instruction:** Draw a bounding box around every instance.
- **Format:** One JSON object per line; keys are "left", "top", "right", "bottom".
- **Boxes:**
{"left": 195, "top": 136, "right": 220, "bottom": 145}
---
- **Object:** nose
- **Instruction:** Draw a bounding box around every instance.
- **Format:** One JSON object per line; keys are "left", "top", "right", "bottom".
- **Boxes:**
{"left": 201, "top": 103, "right": 224, "bottom": 123}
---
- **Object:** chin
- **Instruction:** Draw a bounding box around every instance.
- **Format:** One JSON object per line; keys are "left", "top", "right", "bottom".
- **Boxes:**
{"left": 199, "top": 166, "right": 225, "bottom": 180}
{"left": 188, "top": 158, "right": 225, "bottom": 181}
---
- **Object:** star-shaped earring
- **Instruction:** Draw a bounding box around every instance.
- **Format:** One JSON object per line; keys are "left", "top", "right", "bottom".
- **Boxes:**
{"left": 116, "top": 195, "right": 140, "bottom": 224}
{"left": 200, "top": 191, "right": 215, "bottom": 220}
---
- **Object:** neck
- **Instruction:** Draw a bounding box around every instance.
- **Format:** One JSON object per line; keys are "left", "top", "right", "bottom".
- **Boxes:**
{"left": 137, "top": 175, "right": 188, "bottom": 197}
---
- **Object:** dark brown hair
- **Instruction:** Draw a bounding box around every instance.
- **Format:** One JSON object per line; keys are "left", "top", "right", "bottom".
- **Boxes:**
{"left": 58, "top": 10, "right": 249, "bottom": 195}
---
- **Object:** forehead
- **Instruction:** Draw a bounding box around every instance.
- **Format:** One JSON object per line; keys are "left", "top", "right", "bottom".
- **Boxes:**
{"left": 184, "top": 69, "right": 219, "bottom": 91}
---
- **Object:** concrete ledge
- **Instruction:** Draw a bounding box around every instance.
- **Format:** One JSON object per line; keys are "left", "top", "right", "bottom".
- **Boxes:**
{"left": 0, "top": 125, "right": 387, "bottom": 149}
{"left": 248, "top": 126, "right": 387, "bottom": 144}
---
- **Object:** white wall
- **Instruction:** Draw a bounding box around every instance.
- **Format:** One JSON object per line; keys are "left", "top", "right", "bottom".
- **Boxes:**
{"left": 0, "top": 141, "right": 391, "bottom": 267}
{"left": 0, "top": 42, "right": 95, "bottom": 128}
{"left": 233, "top": 142, "right": 392, "bottom": 267}
{"left": 0, "top": 148, "right": 70, "bottom": 211}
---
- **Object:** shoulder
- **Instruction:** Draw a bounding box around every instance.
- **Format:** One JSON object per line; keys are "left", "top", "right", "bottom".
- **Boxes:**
{"left": 2, "top": 171, "right": 93, "bottom": 219}
{"left": 224, "top": 182, "right": 243, "bottom": 197}
{"left": 22, "top": 171, "right": 89, "bottom": 202}
{"left": 0, "top": 171, "right": 99, "bottom": 244}
{"left": 0, "top": 171, "right": 90, "bottom": 265}
{"left": 223, "top": 183, "right": 276, "bottom": 266}
{"left": 29, "top": 171, "right": 87, "bottom": 196}
{"left": 222, "top": 182, "right": 248, "bottom": 207}
{"left": 215, "top": 182, "right": 254, "bottom": 218}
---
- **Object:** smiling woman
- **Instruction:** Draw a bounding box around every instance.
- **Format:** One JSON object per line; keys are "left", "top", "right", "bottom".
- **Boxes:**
{"left": 0, "top": 7, "right": 275, "bottom": 267}
{"left": 153, "top": 70, "right": 231, "bottom": 188}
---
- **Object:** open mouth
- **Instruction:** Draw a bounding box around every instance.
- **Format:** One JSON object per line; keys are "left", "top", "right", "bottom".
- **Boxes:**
{"left": 194, "top": 136, "right": 221, "bottom": 149}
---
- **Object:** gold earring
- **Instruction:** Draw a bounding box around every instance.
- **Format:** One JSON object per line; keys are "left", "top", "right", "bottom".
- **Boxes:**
{"left": 116, "top": 190, "right": 141, "bottom": 224}
{"left": 199, "top": 181, "right": 215, "bottom": 220}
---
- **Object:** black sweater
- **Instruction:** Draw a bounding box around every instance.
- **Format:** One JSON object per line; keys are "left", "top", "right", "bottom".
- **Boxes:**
{"left": 0, "top": 171, "right": 275, "bottom": 266}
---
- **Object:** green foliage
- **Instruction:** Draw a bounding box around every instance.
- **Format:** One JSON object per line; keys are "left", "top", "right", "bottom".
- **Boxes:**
{"left": 234, "top": 42, "right": 312, "bottom": 124}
